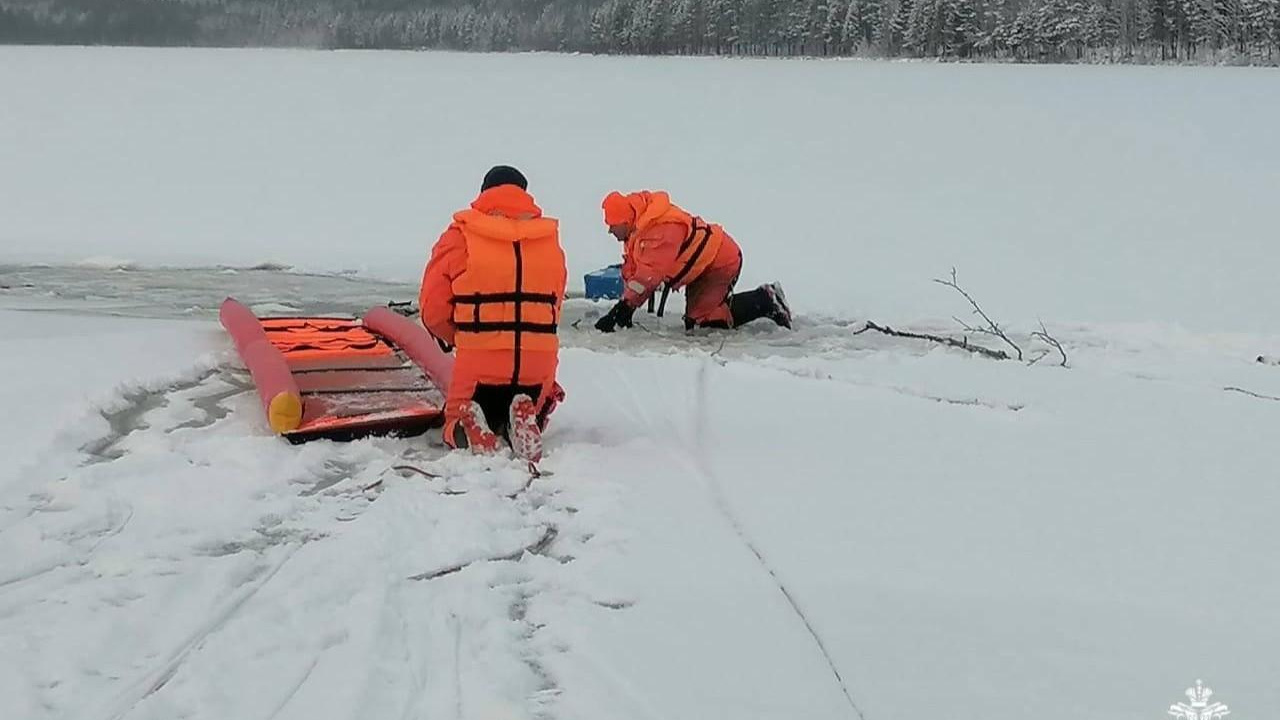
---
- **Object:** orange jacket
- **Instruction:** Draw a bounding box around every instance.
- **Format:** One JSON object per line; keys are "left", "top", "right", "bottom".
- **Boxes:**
{"left": 615, "top": 191, "right": 725, "bottom": 306}
{"left": 420, "top": 186, "right": 567, "bottom": 350}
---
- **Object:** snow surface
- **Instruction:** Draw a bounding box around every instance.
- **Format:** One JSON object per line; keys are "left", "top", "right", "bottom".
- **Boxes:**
{"left": 3, "top": 272, "right": 1280, "bottom": 719}
{"left": 2, "top": 46, "right": 1280, "bottom": 720}
{"left": 3, "top": 47, "right": 1280, "bottom": 333}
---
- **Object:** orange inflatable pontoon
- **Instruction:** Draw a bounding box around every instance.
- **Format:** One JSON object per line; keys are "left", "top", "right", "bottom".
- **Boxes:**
{"left": 220, "top": 298, "right": 451, "bottom": 443}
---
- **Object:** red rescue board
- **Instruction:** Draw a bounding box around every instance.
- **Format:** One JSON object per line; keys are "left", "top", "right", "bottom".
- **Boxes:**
{"left": 221, "top": 299, "right": 449, "bottom": 443}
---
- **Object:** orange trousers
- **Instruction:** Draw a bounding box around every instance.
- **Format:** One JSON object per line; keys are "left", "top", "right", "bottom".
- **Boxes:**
{"left": 682, "top": 233, "right": 742, "bottom": 327}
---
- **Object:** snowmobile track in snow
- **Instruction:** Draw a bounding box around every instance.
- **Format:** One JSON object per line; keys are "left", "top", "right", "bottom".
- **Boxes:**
{"left": 690, "top": 358, "right": 869, "bottom": 720}
{"left": 100, "top": 544, "right": 300, "bottom": 720}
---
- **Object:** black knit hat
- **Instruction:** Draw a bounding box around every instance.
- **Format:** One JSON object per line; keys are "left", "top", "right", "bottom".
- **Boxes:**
{"left": 481, "top": 165, "right": 528, "bottom": 192}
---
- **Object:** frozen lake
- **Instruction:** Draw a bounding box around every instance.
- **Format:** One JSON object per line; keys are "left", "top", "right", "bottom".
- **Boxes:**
{"left": 3, "top": 46, "right": 1278, "bottom": 332}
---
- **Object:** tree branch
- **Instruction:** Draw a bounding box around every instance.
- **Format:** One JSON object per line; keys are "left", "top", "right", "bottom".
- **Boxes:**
{"left": 856, "top": 269, "right": 1069, "bottom": 368}
{"left": 854, "top": 320, "right": 1011, "bottom": 360}
{"left": 1030, "top": 320, "right": 1068, "bottom": 367}
{"left": 933, "top": 267, "right": 1023, "bottom": 361}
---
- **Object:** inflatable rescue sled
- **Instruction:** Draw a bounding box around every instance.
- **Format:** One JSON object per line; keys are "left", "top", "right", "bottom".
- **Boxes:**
{"left": 220, "top": 298, "right": 452, "bottom": 443}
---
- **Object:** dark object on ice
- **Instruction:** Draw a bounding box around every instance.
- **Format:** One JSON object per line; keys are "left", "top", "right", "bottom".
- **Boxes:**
{"left": 386, "top": 299, "right": 417, "bottom": 317}
{"left": 409, "top": 525, "right": 558, "bottom": 581}
{"left": 594, "top": 300, "right": 635, "bottom": 332}
{"left": 1225, "top": 385, "right": 1280, "bottom": 401}
{"left": 480, "top": 165, "right": 528, "bottom": 191}
{"left": 853, "top": 321, "right": 1012, "bottom": 360}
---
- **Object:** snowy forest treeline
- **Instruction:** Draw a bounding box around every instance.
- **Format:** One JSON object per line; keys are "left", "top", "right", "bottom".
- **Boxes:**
{"left": 2, "top": 0, "right": 1278, "bottom": 63}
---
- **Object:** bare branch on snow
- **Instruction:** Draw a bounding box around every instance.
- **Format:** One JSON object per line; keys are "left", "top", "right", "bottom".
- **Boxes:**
{"left": 853, "top": 320, "right": 1012, "bottom": 360}
{"left": 856, "top": 268, "right": 1069, "bottom": 368}
{"left": 1030, "top": 320, "right": 1069, "bottom": 367}
{"left": 933, "top": 267, "right": 1023, "bottom": 361}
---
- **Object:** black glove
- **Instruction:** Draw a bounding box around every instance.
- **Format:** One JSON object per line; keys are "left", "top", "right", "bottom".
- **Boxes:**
{"left": 595, "top": 301, "right": 636, "bottom": 333}
{"left": 615, "top": 301, "right": 635, "bottom": 328}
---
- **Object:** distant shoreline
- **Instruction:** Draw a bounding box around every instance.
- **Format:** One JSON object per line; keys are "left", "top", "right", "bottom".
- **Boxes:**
{"left": 0, "top": 42, "right": 1275, "bottom": 69}
{"left": 3, "top": 0, "right": 1278, "bottom": 68}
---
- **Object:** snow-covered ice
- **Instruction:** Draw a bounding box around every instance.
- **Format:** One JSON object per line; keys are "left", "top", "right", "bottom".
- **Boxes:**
{"left": 3, "top": 279, "right": 1278, "bottom": 718}
{"left": 2, "top": 46, "right": 1279, "bottom": 720}
{"left": 3, "top": 46, "right": 1280, "bottom": 333}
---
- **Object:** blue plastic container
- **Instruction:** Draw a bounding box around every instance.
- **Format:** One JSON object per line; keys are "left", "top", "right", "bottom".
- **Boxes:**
{"left": 584, "top": 264, "right": 623, "bottom": 300}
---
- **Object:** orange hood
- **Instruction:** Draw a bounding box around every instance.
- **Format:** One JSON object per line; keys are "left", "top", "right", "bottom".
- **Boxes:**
{"left": 602, "top": 190, "right": 677, "bottom": 231}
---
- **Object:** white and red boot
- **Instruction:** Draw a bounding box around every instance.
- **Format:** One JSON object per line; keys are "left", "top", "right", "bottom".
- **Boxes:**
{"left": 507, "top": 394, "right": 543, "bottom": 464}
{"left": 444, "top": 401, "right": 501, "bottom": 454}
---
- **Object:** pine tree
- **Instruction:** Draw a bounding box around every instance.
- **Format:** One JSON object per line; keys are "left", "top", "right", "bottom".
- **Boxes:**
{"left": 765, "top": 0, "right": 791, "bottom": 51}
{"left": 1256, "top": 0, "right": 1280, "bottom": 58}
{"left": 889, "top": 0, "right": 915, "bottom": 52}
{"left": 1035, "top": 0, "right": 1067, "bottom": 56}
{"left": 1081, "top": 0, "right": 1122, "bottom": 54}
{"left": 842, "top": 0, "right": 863, "bottom": 51}
{"left": 736, "top": 0, "right": 769, "bottom": 51}
{"left": 532, "top": 5, "right": 567, "bottom": 51}
{"left": 944, "top": 0, "right": 980, "bottom": 56}
{"left": 1182, "top": 0, "right": 1214, "bottom": 55}
{"left": 904, "top": 0, "right": 941, "bottom": 55}
{"left": 784, "top": 0, "right": 815, "bottom": 52}
{"left": 670, "top": 0, "right": 700, "bottom": 52}
{"left": 863, "top": 0, "right": 886, "bottom": 47}
{"left": 805, "top": 0, "right": 831, "bottom": 52}
{"left": 1006, "top": 4, "right": 1039, "bottom": 57}
{"left": 1133, "top": 0, "right": 1155, "bottom": 54}
{"left": 1149, "top": 0, "right": 1178, "bottom": 57}
{"left": 984, "top": 0, "right": 1016, "bottom": 56}
{"left": 1214, "top": 0, "right": 1243, "bottom": 53}
{"left": 704, "top": 0, "right": 737, "bottom": 51}
{"left": 825, "top": 0, "right": 848, "bottom": 52}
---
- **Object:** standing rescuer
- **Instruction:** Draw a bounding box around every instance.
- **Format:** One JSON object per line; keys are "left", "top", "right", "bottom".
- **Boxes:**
{"left": 594, "top": 190, "right": 792, "bottom": 333}
{"left": 418, "top": 166, "right": 567, "bottom": 464}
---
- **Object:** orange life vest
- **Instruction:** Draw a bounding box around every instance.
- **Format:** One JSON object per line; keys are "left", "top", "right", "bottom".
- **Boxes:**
{"left": 450, "top": 209, "right": 565, "bottom": 356}
{"left": 628, "top": 191, "right": 725, "bottom": 289}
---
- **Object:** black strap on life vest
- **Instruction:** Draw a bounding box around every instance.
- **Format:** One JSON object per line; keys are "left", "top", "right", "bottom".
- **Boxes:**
{"left": 453, "top": 292, "right": 559, "bottom": 334}
{"left": 645, "top": 284, "right": 671, "bottom": 317}
{"left": 454, "top": 291, "right": 559, "bottom": 306}
{"left": 667, "top": 220, "right": 714, "bottom": 289}
{"left": 451, "top": 320, "right": 559, "bottom": 333}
